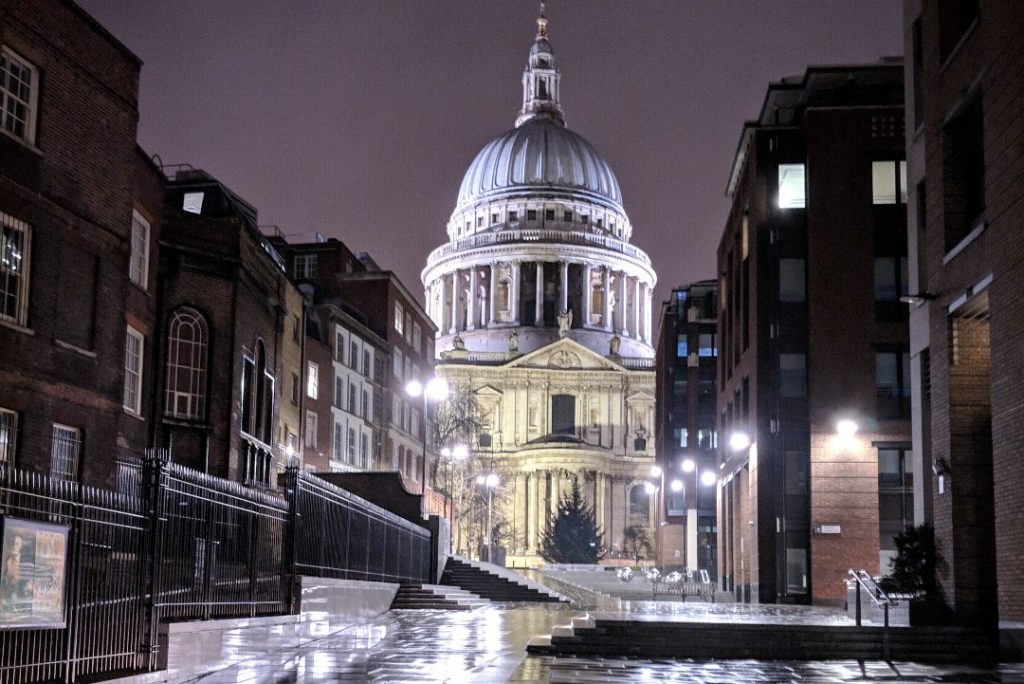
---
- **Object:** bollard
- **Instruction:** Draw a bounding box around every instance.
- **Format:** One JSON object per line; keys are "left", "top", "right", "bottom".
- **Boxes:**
{"left": 855, "top": 581, "right": 862, "bottom": 626}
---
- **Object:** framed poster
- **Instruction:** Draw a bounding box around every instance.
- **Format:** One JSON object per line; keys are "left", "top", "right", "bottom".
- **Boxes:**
{"left": 0, "top": 517, "right": 69, "bottom": 630}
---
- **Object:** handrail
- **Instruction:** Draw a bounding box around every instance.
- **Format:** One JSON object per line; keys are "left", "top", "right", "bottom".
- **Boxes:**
{"left": 847, "top": 568, "right": 896, "bottom": 628}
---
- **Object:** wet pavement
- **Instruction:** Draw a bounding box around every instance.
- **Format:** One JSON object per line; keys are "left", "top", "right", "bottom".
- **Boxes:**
{"left": 187, "top": 604, "right": 1024, "bottom": 683}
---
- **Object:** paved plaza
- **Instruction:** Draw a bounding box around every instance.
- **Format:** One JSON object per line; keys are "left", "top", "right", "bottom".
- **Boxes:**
{"left": 185, "top": 604, "right": 1024, "bottom": 683}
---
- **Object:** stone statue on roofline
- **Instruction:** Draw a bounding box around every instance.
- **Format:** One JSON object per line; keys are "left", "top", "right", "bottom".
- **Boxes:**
{"left": 557, "top": 308, "right": 573, "bottom": 337}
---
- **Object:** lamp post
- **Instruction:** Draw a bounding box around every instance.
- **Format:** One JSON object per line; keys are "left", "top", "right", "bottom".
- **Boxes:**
{"left": 442, "top": 444, "right": 468, "bottom": 557}
{"left": 476, "top": 472, "right": 499, "bottom": 562}
{"left": 405, "top": 376, "right": 449, "bottom": 519}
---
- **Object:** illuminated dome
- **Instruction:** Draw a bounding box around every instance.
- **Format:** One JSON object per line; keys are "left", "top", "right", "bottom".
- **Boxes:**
{"left": 423, "top": 4, "right": 655, "bottom": 359}
{"left": 455, "top": 120, "right": 624, "bottom": 214}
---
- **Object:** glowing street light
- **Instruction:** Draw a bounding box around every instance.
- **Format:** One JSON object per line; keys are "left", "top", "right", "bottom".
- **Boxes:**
{"left": 836, "top": 419, "right": 858, "bottom": 437}
{"left": 644, "top": 481, "right": 657, "bottom": 495}
{"left": 700, "top": 471, "right": 717, "bottom": 487}
{"left": 406, "top": 376, "right": 450, "bottom": 518}
{"left": 670, "top": 479, "right": 683, "bottom": 493}
{"left": 681, "top": 458, "right": 695, "bottom": 473}
{"left": 729, "top": 431, "right": 751, "bottom": 452}
{"left": 649, "top": 465, "right": 662, "bottom": 478}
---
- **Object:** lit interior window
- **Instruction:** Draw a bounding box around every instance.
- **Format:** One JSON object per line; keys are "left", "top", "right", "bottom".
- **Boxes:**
{"left": 777, "top": 164, "right": 806, "bottom": 209}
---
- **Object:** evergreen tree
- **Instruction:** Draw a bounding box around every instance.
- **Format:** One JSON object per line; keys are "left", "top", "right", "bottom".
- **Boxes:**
{"left": 539, "top": 475, "right": 604, "bottom": 563}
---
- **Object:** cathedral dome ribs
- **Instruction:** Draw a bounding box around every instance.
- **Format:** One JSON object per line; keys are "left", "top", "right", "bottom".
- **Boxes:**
{"left": 422, "top": 3, "right": 655, "bottom": 360}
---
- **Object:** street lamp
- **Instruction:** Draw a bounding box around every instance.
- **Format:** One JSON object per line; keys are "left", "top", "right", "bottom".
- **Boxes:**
{"left": 406, "top": 376, "right": 449, "bottom": 518}
{"left": 476, "top": 472, "right": 499, "bottom": 562}
{"left": 700, "top": 470, "right": 717, "bottom": 487}
{"left": 441, "top": 444, "right": 468, "bottom": 528}
{"left": 729, "top": 431, "right": 751, "bottom": 452}
{"left": 681, "top": 458, "right": 695, "bottom": 473}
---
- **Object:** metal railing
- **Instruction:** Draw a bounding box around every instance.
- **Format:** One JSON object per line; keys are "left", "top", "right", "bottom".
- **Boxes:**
{"left": 0, "top": 451, "right": 432, "bottom": 683}
{"left": 426, "top": 228, "right": 652, "bottom": 266}
{"left": 847, "top": 568, "right": 897, "bottom": 627}
{"left": 288, "top": 470, "right": 430, "bottom": 584}
{"left": 0, "top": 463, "right": 148, "bottom": 683}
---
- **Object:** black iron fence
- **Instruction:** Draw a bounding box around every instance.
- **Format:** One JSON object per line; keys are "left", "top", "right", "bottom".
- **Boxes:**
{"left": 0, "top": 451, "right": 431, "bottom": 684}
{"left": 289, "top": 470, "right": 430, "bottom": 584}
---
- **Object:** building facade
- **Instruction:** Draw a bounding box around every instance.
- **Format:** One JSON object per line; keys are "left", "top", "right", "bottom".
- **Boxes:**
{"left": 424, "top": 8, "right": 658, "bottom": 566}
{"left": 0, "top": 0, "right": 155, "bottom": 486}
{"left": 717, "top": 64, "right": 911, "bottom": 606}
{"left": 655, "top": 281, "right": 719, "bottom": 575}
{"left": 275, "top": 238, "right": 438, "bottom": 488}
{"left": 903, "top": 0, "right": 1024, "bottom": 626}
{"left": 155, "top": 169, "right": 302, "bottom": 485}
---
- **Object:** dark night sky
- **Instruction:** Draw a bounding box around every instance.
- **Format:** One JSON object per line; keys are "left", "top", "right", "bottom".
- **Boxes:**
{"left": 78, "top": 1, "right": 902, "bottom": 312}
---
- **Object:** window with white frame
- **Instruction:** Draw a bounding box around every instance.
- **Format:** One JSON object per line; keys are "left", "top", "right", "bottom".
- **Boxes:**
{"left": 349, "top": 340, "right": 358, "bottom": 368}
{"left": 1, "top": 210, "right": 31, "bottom": 326}
{"left": 333, "top": 422, "right": 343, "bottom": 462}
{"left": 130, "top": 211, "right": 150, "bottom": 289}
{"left": 348, "top": 383, "right": 357, "bottom": 413}
{"left": 335, "top": 329, "right": 346, "bottom": 363}
{"left": 294, "top": 254, "right": 317, "bottom": 279}
{"left": 777, "top": 164, "right": 806, "bottom": 209}
{"left": 412, "top": 323, "right": 422, "bottom": 354}
{"left": 334, "top": 375, "right": 344, "bottom": 408}
{"left": 165, "top": 308, "right": 208, "bottom": 420}
{"left": 404, "top": 313, "right": 412, "bottom": 343}
{"left": 362, "top": 349, "right": 371, "bottom": 377}
{"left": 0, "top": 47, "right": 39, "bottom": 144}
{"left": 361, "top": 433, "right": 369, "bottom": 468}
{"left": 305, "top": 411, "right": 317, "bottom": 448}
{"left": 51, "top": 424, "right": 81, "bottom": 482}
{"left": 362, "top": 389, "right": 370, "bottom": 420}
{"left": 0, "top": 407, "right": 16, "bottom": 464}
{"left": 306, "top": 362, "right": 318, "bottom": 399}
{"left": 123, "top": 325, "right": 144, "bottom": 414}
{"left": 394, "top": 302, "right": 405, "bottom": 334}
{"left": 393, "top": 348, "right": 404, "bottom": 380}
{"left": 348, "top": 427, "right": 357, "bottom": 462}
{"left": 392, "top": 395, "right": 401, "bottom": 426}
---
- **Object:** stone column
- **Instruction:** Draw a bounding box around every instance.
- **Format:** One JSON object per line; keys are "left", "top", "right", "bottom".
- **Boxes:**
{"left": 449, "top": 270, "right": 459, "bottom": 334}
{"left": 527, "top": 472, "right": 538, "bottom": 550}
{"left": 582, "top": 264, "right": 592, "bottom": 327}
{"left": 535, "top": 261, "right": 544, "bottom": 326}
{"left": 559, "top": 260, "right": 569, "bottom": 313}
{"left": 633, "top": 277, "right": 641, "bottom": 339}
{"left": 467, "top": 267, "right": 478, "bottom": 330}
{"left": 511, "top": 262, "right": 521, "bottom": 325}
{"left": 488, "top": 264, "right": 497, "bottom": 326}
{"left": 618, "top": 271, "right": 628, "bottom": 335}
{"left": 603, "top": 268, "right": 612, "bottom": 331}
{"left": 549, "top": 470, "right": 559, "bottom": 521}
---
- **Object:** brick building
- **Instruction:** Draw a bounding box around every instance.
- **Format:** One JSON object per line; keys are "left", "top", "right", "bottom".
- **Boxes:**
{"left": 654, "top": 280, "right": 719, "bottom": 575}
{"left": 272, "top": 238, "right": 436, "bottom": 487}
{"left": 717, "top": 64, "right": 911, "bottom": 606}
{"left": 154, "top": 169, "right": 301, "bottom": 485}
{"left": 902, "top": 0, "right": 1024, "bottom": 627}
{"left": 0, "top": 0, "right": 156, "bottom": 486}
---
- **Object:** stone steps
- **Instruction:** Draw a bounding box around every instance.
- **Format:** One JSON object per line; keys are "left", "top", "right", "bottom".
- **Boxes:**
{"left": 440, "top": 557, "right": 567, "bottom": 603}
{"left": 527, "top": 616, "right": 998, "bottom": 664}
{"left": 389, "top": 583, "right": 488, "bottom": 610}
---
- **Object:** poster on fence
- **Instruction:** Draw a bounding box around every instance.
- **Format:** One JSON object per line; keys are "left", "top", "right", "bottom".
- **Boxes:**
{"left": 0, "top": 517, "right": 69, "bottom": 629}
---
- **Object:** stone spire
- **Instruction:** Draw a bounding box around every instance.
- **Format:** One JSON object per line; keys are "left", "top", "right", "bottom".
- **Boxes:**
{"left": 515, "top": 1, "right": 565, "bottom": 128}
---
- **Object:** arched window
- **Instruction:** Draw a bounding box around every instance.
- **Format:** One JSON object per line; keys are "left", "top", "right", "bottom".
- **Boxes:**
{"left": 241, "top": 338, "right": 274, "bottom": 445}
{"left": 165, "top": 307, "right": 208, "bottom": 419}
{"left": 629, "top": 485, "right": 650, "bottom": 525}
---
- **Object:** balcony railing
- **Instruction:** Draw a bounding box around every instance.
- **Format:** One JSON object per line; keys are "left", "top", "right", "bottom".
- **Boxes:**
{"left": 427, "top": 228, "right": 651, "bottom": 266}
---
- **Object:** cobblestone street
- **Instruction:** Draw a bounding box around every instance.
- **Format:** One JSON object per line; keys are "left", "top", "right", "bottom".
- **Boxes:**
{"left": 188, "top": 605, "right": 1024, "bottom": 683}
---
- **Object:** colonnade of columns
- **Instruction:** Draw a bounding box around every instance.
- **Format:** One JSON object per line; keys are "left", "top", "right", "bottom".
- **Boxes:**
{"left": 503, "top": 469, "right": 646, "bottom": 555}
{"left": 427, "top": 259, "right": 654, "bottom": 344}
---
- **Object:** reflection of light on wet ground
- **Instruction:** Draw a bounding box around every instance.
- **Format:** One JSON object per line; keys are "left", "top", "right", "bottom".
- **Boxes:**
{"left": 192, "top": 604, "right": 1024, "bottom": 683}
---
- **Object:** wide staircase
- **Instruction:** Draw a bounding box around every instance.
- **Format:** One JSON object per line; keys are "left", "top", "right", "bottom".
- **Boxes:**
{"left": 389, "top": 583, "right": 489, "bottom": 610}
{"left": 441, "top": 556, "right": 567, "bottom": 603}
{"left": 527, "top": 614, "right": 998, "bottom": 664}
